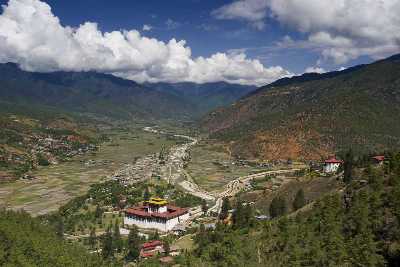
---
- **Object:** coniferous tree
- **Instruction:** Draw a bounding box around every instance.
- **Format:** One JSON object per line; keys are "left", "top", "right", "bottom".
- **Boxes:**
{"left": 89, "top": 227, "right": 97, "bottom": 250}
{"left": 164, "top": 239, "right": 170, "bottom": 255}
{"left": 344, "top": 149, "right": 354, "bottom": 184}
{"left": 366, "top": 166, "right": 385, "bottom": 233}
{"left": 270, "top": 196, "right": 287, "bottom": 218}
{"left": 320, "top": 195, "right": 347, "bottom": 266}
{"left": 232, "top": 199, "right": 244, "bottom": 227}
{"left": 219, "top": 197, "right": 231, "bottom": 220}
{"left": 113, "top": 221, "right": 122, "bottom": 253}
{"left": 126, "top": 226, "right": 140, "bottom": 260}
{"left": 143, "top": 187, "right": 150, "bottom": 201}
{"left": 101, "top": 227, "right": 113, "bottom": 259}
{"left": 95, "top": 205, "right": 102, "bottom": 219}
{"left": 195, "top": 224, "right": 207, "bottom": 256}
{"left": 293, "top": 189, "right": 306, "bottom": 211}
{"left": 201, "top": 199, "right": 208, "bottom": 214}
{"left": 348, "top": 191, "right": 384, "bottom": 266}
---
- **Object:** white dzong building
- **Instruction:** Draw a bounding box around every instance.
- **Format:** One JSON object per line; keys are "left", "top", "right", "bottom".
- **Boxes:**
{"left": 124, "top": 198, "right": 189, "bottom": 232}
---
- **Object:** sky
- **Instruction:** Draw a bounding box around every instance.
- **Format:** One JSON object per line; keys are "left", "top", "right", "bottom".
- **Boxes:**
{"left": 0, "top": 0, "right": 399, "bottom": 86}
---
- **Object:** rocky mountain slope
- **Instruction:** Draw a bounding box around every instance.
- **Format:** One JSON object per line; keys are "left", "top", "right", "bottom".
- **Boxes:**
{"left": 202, "top": 54, "right": 400, "bottom": 160}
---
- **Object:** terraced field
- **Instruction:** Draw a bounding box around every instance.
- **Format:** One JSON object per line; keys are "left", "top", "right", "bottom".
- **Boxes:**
{"left": 0, "top": 128, "right": 176, "bottom": 216}
{"left": 186, "top": 141, "right": 266, "bottom": 192}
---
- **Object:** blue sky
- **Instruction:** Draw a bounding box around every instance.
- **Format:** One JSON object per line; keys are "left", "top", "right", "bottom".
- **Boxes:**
{"left": 18, "top": 0, "right": 322, "bottom": 72}
{"left": 0, "top": 0, "right": 399, "bottom": 86}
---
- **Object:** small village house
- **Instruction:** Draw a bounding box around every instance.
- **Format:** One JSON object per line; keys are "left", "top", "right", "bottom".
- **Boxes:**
{"left": 140, "top": 240, "right": 163, "bottom": 258}
{"left": 372, "top": 155, "right": 385, "bottom": 165}
{"left": 323, "top": 157, "right": 343, "bottom": 173}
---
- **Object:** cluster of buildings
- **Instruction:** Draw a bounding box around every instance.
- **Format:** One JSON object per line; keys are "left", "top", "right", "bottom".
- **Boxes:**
{"left": 124, "top": 197, "right": 190, "bottom": 232}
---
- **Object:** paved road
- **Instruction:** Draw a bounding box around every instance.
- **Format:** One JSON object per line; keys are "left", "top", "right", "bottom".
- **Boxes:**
{"left": 143, "top": 126, "right": 301, "bottom": 216}
{"left": 208, "top": 169, "right": 301, "bottom": 214}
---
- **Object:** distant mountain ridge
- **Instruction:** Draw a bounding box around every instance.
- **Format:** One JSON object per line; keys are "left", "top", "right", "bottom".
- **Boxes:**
{"left": 148, "top": 82, "right": 256, "bottom": 117}
{"left": 0, "top": 63, "right": 255, "bottom": 120}
{"left": 202, "top": 53, "right": 400, "bottom": 160}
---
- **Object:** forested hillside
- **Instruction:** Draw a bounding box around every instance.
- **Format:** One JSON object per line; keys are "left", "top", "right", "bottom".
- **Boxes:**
{"left": 0, "top": 209, "right": 109, "bottom": 266}
{"left": 202, "top": 54, "right": 400, "bottom": 161}
{"left": 182, "top": 152, "right": 400, "bottom": 266}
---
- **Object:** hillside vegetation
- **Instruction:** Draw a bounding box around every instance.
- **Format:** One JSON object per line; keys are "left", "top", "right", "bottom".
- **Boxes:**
{"left": 182, "top": 153, "right": 400, "bottom": 266}
{"left": 202, "top": 54, "right": 400, "bottom": 160}
{"left": 0, "top": 111, "right": 100, "bottom": 180}
{"left": 0, "top": 209, "right": 108, "bottom": 266}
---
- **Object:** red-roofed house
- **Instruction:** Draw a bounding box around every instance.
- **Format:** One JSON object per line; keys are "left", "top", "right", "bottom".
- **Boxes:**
{"left": 124, "top": 198, "right": 189, "bottom": 232}
{"left": 372, "top": 155, "right": 385, "bottom": 165}
{"left": 140, "top": 240, "right": 163, "bottom": 258}
{"left": 323, "top": 157, "right": 343, "bottom": 173}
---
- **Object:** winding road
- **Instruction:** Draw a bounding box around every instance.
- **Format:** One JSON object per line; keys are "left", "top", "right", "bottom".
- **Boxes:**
{"left": 143, "top": 126, "right": 301, "bottom": 216}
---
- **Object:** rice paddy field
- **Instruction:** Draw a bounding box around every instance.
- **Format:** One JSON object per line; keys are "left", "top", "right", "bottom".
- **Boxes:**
{"left": 0, "top": 127, "right": 176, "bottom": 216}
{"left": 186, "top": 141, "right": 266, "bottom": 192}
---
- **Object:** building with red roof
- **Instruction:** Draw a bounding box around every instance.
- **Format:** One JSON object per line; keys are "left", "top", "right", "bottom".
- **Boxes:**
{"left": 124, "top": 197, "right": 189, "bottom": 232}
{"left": 139, "top": 240, "right": 164, "bottom": 258}
{"left": 323, "top": 157, "right": 343, "bottom": 173}
{"left": 372, "top": 155, "right": 385, "bottom": 165}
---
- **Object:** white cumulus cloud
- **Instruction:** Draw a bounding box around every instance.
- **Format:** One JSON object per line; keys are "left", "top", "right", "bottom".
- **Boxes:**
{"left": 213, "top": 0, "right": 400, "bottom": 64}
{"left": 0, "top": 0, "right": 292, "bottom": 86}
{"left": 142, "top": 24, "right": 152, "bottom": 31}
{"left": 212, "top": 0, "right": 269, "bottom": 30}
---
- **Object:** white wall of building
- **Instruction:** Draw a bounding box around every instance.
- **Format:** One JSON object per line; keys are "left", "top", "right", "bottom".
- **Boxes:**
{"left": 323, "top": 163, "right": 341, "bottom": 173}
{"left": 124, "top": 212, "right": 190, "bottom": 232}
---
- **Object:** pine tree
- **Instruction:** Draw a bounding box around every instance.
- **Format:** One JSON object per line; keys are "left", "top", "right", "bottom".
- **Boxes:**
{"left": 293, "top": 189, "right": 306, "bottom": 211}
{"left": 320, "top": 195, "right": 348, "bottom": 266}
{"left": 219, "top": 197, "right": 231, "bottom": 220}
{"left": 101, "top": 227, "right": 113, "bottom": 259}
{"left": 196, "top": 223, "right": 207, "bottom": 253}
{"left": 95, "top": 205, "right": 102, "bottom": 219}
{"left": 89, "top": 227, "right": 97, "bottom": 249}
{"left": 164, "top": 239, "right": 170, "bottom": 255}
{"left": 113, "top": 221, "right": 122, "bottom": 253}
{"left": 270, "top": 197, "right": 279, "bottom": 218}
{"left": 143, "top": 187, "right": 150, "bottom": 201}
{"left": 201, "top": 199, "right": 208, "bottom": 214}
{"left": 270, "top": 196, "right": 287, "bottom": 218}
{"left": 232, "top": 199, "right": 244, "bottom": 227}
{"left": 126, "top": 226, "right": 140, "bottom": 260}
{"left": 366, "top": 166, "right": 385, "bottom": 233}
{"left": 348, "top": 191, "right": 385, "bottom": 266}
{"left": 344, "top": 149, "right": 354, "bottom": 184}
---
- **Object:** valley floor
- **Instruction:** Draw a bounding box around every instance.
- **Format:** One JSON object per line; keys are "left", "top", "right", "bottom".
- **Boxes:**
{"left": 0, "top": 126, "right": 177, "bottom": 215}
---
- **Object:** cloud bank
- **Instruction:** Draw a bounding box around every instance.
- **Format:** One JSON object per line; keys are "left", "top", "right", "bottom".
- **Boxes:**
{"left": 213, "top": 0, "right": 400, "bottom": 64}
{"left": 0, "top": 0, "right": 292, "bottom": 86}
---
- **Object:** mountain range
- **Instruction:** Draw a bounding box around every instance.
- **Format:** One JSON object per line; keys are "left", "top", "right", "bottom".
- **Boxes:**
{"left": 202, "top": 54, "right": 400, "bottom": 160}
{"left": 0, "top": 63, "right": 255, "bottom": 121}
